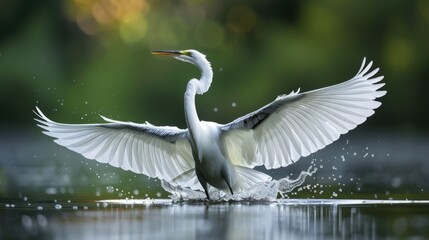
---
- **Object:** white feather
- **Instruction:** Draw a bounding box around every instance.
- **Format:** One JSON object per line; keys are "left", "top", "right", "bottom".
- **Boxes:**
{"left": 34, "top": 107, "right": 194, "bottom": 181}
{"left": 34, "top": 52, "right": 386, "bottom": 199}
{"left": 221, "top": 58, "right": 386, "bottom": 169}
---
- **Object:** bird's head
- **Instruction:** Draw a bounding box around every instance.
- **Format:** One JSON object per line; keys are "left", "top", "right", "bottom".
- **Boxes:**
{"left": 151, "top": 49, "right": 208, "bottom": 68}
{"left": 152, "top": 49, "right": 213, "bottom": 94}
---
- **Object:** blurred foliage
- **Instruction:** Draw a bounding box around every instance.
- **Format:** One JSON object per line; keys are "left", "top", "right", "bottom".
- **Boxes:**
{"left": 0, "top": 0, "right": 428, "bottom": 132}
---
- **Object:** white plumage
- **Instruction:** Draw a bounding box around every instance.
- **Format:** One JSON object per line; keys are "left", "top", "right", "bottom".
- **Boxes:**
{"left": 35, "top": 50, "right": 385, "bottom": 199}
{"left": 221, "top": 58, "right": 385, "bottom": 169}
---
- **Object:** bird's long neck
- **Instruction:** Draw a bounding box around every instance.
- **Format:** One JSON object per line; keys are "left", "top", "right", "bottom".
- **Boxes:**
{"left": 184, "top": 79, "right": 200, "bottom": 134}
{"left": 194, "top": 57, "right": 213, "bottom": 95}
{"left": 184, "top": 58, "right": 213, "bottom": 133}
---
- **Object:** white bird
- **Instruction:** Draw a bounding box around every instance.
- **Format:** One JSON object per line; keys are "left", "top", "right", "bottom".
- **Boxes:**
{"left": 34, "top": 50, "right": 386, "bottom": 199}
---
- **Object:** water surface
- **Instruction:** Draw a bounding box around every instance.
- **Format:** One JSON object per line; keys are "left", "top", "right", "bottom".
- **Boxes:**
{"left": 1, "top": 132, "right": 429, "bottom": 239}
{"left": 2, "top": 199, "right": 429, "bottom": 239}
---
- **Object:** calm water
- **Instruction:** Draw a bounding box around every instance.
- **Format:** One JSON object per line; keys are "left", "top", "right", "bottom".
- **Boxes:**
{"left": 1, "top": 199, "right": 429, "bottom": 239}
{"left": 1, "top": 131, "right": 429, "bottom": 239}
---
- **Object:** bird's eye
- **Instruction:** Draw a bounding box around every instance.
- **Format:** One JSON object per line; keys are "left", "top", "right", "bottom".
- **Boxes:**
{"left": 179, "top": 50, "right": 192, "bottom": 57}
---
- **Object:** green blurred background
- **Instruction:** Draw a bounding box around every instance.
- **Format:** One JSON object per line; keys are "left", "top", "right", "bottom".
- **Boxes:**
{"left": 0, "top": 0, "right": 428, "bottom": 200}
{"left": 1, "top": 0, "right": 428, "bottom": 129}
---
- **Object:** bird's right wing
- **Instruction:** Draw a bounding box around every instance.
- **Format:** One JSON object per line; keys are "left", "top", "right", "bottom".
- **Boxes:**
{"left": 34, "top": 107, "right": 194, "bottom": 182}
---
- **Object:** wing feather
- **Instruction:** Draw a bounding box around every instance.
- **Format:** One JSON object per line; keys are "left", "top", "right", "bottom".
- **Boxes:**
{"left": 292, "top": 108, "right": 323, "bottom": 149}
{"left": 221, "top": 58, "right": 386, "bottom": 169}
{"left": 34, "top": 107, "right": 194, "bottom": 181}
{"left": 135, "top": 138, "right": 144, "bottom": 173}
{"left": 271, "top": 123, "right": 286, "bottom": 163}
{"left": 287, "top": 110, "right": 315, "bottom": 153}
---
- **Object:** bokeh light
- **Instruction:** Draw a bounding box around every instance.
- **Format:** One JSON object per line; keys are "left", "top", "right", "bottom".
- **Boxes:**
{"left": 227, "top": 4, "right": 257, "bottom": 35}
{"left": 67, "top": 0, "right": 150, "bottom": 43}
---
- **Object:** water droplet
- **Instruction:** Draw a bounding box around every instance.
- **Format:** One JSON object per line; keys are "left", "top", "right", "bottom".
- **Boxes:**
{"left": 133, "top": 189, "right": 139, "bottom": 196}
{"left": 37, "top": 215, "right": 48, "bottom": 228}
{"left": 231, "top": 102, "right": 237, "bottom": 107}
{"left": 21, "top": 215, "right": 33, "bottom": 230}
{"left": 106, "top": 186, "right": 114, "bottom": 193}
{"left": 55, "top": 204, "right": 62, "bottom": 210}
{"left": 213, "top": 107, "right": 218, "bottom": 112}
{"left": 37, "top": 206, "right": 43, "bottom": 210}
{"left": 391, "top": 177, "right": 402, "bottom": 188}
{"left": 45, "top": 187, "right": 57, "bottom": 195}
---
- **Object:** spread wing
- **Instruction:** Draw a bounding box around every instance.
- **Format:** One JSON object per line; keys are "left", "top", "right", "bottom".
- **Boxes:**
{"left": 220, "top": 58, "right": 386, "bottom": 169}
{"left": 34, "top": 107, "right": 194, "bottom": 181}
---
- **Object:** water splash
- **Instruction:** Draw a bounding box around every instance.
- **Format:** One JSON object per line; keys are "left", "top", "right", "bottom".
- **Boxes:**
{"left": 277, "top": 165, "right": 317, "bottom": 196}
{"left": 161, "top": 165, "right": 317, "bottom": 202}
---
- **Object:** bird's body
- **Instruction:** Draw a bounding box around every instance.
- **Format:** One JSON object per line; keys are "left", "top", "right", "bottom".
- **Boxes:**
{"left": 35, "top": 49, "right": 386, "bottom": 199}
{"left": 190, "top": 121, "right": 237, "bottom": 193}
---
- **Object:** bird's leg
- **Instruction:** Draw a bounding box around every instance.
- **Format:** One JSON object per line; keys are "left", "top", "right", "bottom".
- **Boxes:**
{"left": 226, "top": 182, "right": 234, "bottom": 195}
{"left": 221, "top": 169, "right": 234, "bottom": 195}
{"left": 196, "top": 170, "right": 210, "bottom": 200}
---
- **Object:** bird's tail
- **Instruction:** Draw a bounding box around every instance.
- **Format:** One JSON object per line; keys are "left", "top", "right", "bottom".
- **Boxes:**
{"left": 234, "top": 166, "right": 272, "bottom": 192}
{"left": 170, "top": 168, "right": 204, "bottom": 191}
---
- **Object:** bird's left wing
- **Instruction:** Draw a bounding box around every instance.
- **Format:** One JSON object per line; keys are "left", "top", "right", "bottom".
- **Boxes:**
{"left": 34, "top": 107, "right": 194, "bottom": 181}
{"left": 220, "top": 58, "right": 386, "bottom": 169}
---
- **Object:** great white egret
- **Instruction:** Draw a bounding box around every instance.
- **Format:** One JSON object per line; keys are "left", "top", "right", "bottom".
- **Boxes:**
{"left": 34, "top": 49, "right": 386, "bottom": 199}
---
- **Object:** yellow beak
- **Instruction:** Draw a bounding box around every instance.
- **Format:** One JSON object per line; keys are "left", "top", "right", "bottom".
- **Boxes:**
{"left": 151, "top": 50, "right": 182, "bottom": 56}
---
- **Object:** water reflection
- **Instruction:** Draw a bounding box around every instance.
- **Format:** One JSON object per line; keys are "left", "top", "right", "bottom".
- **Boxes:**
{"left": 2, "top": 200, "right": 429, "bottom": 239}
